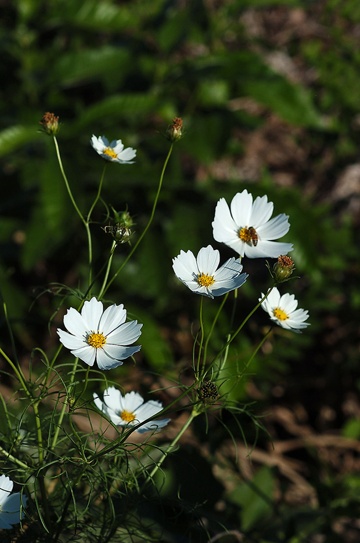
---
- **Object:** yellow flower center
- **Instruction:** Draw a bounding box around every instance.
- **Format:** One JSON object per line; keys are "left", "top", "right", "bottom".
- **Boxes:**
{"left": 120, "top": 410, "right": 136, "bottom": 423}
{"left": 197, "top": 273, "right": 215, "bottom": 287}
{"left": 86, "top": 332, "right": 107, "bottom": 349}
{"left": 238, "top": 226, "right": 258, "bottom": 246}
{"left": 273, "top": 307, "right": 288, "bottom": 321}
{"left": 103, "top": 147, "right": 118, "bottom": 159}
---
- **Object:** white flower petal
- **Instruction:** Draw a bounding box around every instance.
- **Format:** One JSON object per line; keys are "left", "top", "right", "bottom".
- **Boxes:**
{"left": 57, "top": 329, "right": 85, "bottom": 350}
{"left": 102, "top": 387, "right": 122, "bottom": 412}
{"left": 212, "top": 198, "right": 239, "bottom": 243}
{"left": 246, "top": 240, "right": 293, "bottom": 259}
{"left": 102, "top": 343, "right": 141, "bottom": 362}
{"left": 230, "top": 190, "right": 253, "bottom": 225}
{"left": 121, "top": 391, "right": 145, "bottom": 413}
{"left": 81, "top": 298, "right": 103, "bottom": 330}
{"left": 62, "top": 307, "right": 89, "bottom": 337}
{"left": 107, "top": 321, "right": 142, "bottom": 345}
{"left": 196, "top": 245, "right": 220, "bottom": 275}
{"left": 0, "top": 475, "right": 13, "bottom": 498}
{"left": 251, "top": 195, "right": 273, "bottom": 225}
{"left": 116, "top": 147, "right": 136, "bottom": 163}
{"left": 99, "top": 304, "right": 126, "bottom": 335}
{"left": 172, "top": 250, "right": 198, "bottom": 280}
{"left": 96, "top": 348, "right": 124, "bottom": 370}
{"left": 71, "top": 345, "right": 96, "bottom": 366}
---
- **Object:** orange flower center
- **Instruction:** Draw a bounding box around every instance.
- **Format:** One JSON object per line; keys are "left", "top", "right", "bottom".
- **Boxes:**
{"left": 197, "top": 273, "right": 215, "bottom": 287}
{"left": 86, "top": 332, "right": 107, "bottom": 349}
{"left": 103, "top": 147, "right": 118, "bottom": 159}
{"left": 273, "top": 307, "right": 288, "bottom": 321}
{"left": 120, "top": 410, "right": 136, "bottom": 423}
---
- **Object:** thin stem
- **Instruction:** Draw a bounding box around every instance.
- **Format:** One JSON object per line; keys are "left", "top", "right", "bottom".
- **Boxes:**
{"left": 102, "top": 143, "right": 174, "bottom": 296}
{"left": 202, "top": 293, "right": 228, "bottom": 374}
{"left": 87, "top": 164, "right": 107, "bottom": 223}
{"left": 49, "top": 358, "right": 79, "bottom": 452}
{"left": 98, "top": 241, "right": 117, "bottom": 300}
{"left": 227, "top": 286, "right": 274, "bottom": 350}
{"left": 52, "top": 136, "right": 93, "bottom": 288}
{"left": 0, "top": 445, "right": 30, "bottom": 470}
{"left": 53, "top": 137, "right": 86, "bottom": 227}
{"left": 195, "top": 297, "right": 205, "bottom": 378}
{"left": 0, "top": 346, "right": 31, "bottom": 401}
{"left": 143, "top": 409, "right": 199, "bottom": 487}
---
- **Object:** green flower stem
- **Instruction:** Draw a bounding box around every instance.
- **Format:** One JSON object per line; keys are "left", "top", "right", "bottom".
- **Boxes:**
{"left": 144, "top": 408, "right": 199, "bottom": 486}
{"left": 52, "top": 136, "right": 94, "bottom": 288}
{"left": 226, "top": 287, "right": 274, "bottom": 351}
{"left": 49, "top": 357, "right": 80, "bottom": 452}
{"left": 241, "top": 327, "right": 272, "bottom": 378}
{"left": 98, "top": 240, "right": 117, "bottom": 300}
{"left": 201, "top": 293, "right": 228, "bottom": 376}
{"left": 0, "top": 445, "right": 30, "bottom": 470}
{"left": 101, "top": 143, "right": 174, "bottom": 296}
{"left": 0, "top": 347, "right": 45, "bottom": 463}
{"left": 195, "top": 297, "right": 205, "bottom": 378}
{"left": 0, "top": 346, "right": 30, "bottom": 399}
{"left": 87, "top": 164, "right": 107, "bottom": 223}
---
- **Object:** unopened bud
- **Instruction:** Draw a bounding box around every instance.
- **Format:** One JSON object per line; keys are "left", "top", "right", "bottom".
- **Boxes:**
{"left": 39, "top": 112, "right": 60, "bottom": 135}
{"left": 166, "top": 117, "right": 183, "bottom": 142}
{"left": 102, "top": 209, "right": 134, "bottom": 245}
{"left": 272, "top": 255, "right": 295, "bottom": 282}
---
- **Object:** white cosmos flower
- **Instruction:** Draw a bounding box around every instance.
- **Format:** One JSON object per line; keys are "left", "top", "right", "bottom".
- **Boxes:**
{"left": 212, "top": 190, "right": 293, "bottom": 258}
{"left": 57, "top": 297, "right": 142, "bottom": 370}
{"left": 93, "top": 387, "right": 170, "bottom": 433}
{"left": 172, "top": 245, "right": 248, "bottom": 298}
{"left": 260, "top": 287, "right": 310, "bottom": 333}
{"left": 0, "top": 475, "right": 27, "bottom": 530}
{"left": 91, "top": 135, "right": 136, "bottom": 164}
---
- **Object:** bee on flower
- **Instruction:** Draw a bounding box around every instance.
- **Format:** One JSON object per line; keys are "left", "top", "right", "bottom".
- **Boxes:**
{"left": 212, "top": 190, "right": 293, "bottom": 259}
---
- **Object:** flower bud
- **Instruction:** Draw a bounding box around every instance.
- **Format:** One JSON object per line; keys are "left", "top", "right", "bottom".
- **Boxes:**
{"left": 39, "top": 112, "right": 60, "bottom": 135}
{"left": 102, "top": 210, "right": 134, "bottom": 244}
{"left": 166, "top": 117, "right": 183, "bottom": 142}
{"left": 272, "top": 255, "right": 295, "bottom": 282}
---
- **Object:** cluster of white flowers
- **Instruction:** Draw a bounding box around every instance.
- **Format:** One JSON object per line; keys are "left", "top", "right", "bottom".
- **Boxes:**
{"left": 55, "top": 139, "right": 309, "bottom": 442}
{"left": 172, "top": 189, "right": 309, "bottom": 332}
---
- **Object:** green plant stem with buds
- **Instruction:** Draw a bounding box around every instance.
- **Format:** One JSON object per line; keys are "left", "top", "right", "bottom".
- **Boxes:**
{"left": 101, "top": 143, "right": 174, "bottom": 296}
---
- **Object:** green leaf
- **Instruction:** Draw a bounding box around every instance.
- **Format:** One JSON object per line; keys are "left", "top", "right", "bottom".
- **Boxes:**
{"left": 229, "top": 466, "right": 275, "bottom": 530}
{"left": 242, "top": 77, "right": 325, "bottom": 128}
{"left": 0, "top": 125, "right": 41, "bottom": 157}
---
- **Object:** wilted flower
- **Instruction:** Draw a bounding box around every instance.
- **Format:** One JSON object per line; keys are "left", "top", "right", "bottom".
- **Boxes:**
{"left": 172, "top": 245, "right": 248, "bottom": 298}
{"left": 39, "top": 112, "right": 60, "bottom": 135}
{"left": 93, "top": 387, "right": 170, "bottom": 433}
{"left": 0, "top": 475, "right": 27, "bottom": 530}
{"left": 260, "top": 287, "right": 310, "bottom": 333}
{"left": 57, "top": 297, "right": 142, "bottom": 370}
{"left": 91, "top": 135, "right": 136, "bottom": 164}
{"left": 212, "top": 190, "right": 293, "bottom": 258}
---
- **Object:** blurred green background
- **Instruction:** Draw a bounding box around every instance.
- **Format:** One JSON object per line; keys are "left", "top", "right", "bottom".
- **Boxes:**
{"left": 1, "top": 0, "right": 359, "bottom": 541}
